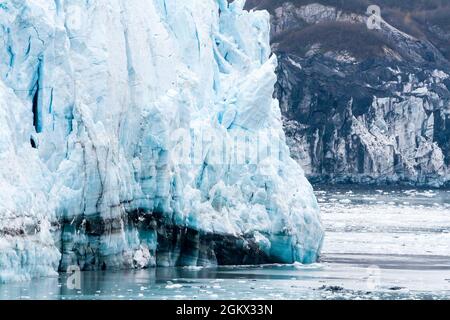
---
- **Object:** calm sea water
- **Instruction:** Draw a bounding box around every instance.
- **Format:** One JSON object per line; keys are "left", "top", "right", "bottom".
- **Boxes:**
{"left": 1, "top": 187, "right": 449, "bottom": 300}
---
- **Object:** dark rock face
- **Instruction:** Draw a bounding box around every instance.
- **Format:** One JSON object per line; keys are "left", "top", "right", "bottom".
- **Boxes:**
{"left": 246, "top": 1, "right": 450, "bottom": 186}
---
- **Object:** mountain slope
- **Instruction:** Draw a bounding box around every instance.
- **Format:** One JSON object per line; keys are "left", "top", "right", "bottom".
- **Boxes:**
{"left": 246, "top": 0, "right": 450, "bottom": 186}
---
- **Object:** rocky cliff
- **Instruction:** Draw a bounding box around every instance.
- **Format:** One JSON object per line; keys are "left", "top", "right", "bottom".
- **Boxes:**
{"left": 246, "top": 0, "right": 450, "bottom": 187}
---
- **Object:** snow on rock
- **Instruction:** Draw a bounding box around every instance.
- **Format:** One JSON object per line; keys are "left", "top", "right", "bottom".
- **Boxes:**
{"left": 253, "top": 1, "right": 450, "bottom": 187}
{"left": 0, "top": 0, "right": 323, "bottom": 282}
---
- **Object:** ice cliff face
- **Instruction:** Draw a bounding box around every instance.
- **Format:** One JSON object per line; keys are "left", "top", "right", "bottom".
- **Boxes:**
{"left": 247, "top": 1, "right": 450, "bottom": 187}
{"left": 0, "top": 0, "right": 324, "bottom": 282}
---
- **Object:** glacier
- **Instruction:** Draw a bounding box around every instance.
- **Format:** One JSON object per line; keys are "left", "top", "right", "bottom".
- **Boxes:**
{"left": 0, "top": 0, "right": 324, "bottom": 282}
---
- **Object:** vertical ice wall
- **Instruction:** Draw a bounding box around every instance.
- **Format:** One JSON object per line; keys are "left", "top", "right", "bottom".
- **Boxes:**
{"left": 0, "top": 0, "right": 324, "bottom": 282}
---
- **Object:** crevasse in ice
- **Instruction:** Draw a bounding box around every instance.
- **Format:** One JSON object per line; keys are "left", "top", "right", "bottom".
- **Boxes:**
{"left": 0, "top": 0, "right": 324, "bottom": 282}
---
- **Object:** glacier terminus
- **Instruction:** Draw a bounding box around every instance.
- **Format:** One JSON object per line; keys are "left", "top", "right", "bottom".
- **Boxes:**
{"left": 0, "top": 0, "right": 324, "bottom": 282}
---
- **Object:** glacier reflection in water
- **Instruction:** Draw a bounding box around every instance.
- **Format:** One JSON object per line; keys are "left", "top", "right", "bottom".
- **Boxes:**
{"left": 1, "top": 187, "right": 449, "bottom": 300}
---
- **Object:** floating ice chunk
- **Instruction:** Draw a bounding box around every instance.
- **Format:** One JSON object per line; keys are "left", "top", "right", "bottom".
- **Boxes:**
{"left": 166, "top": 283, "right": 183, "bottom": 289}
